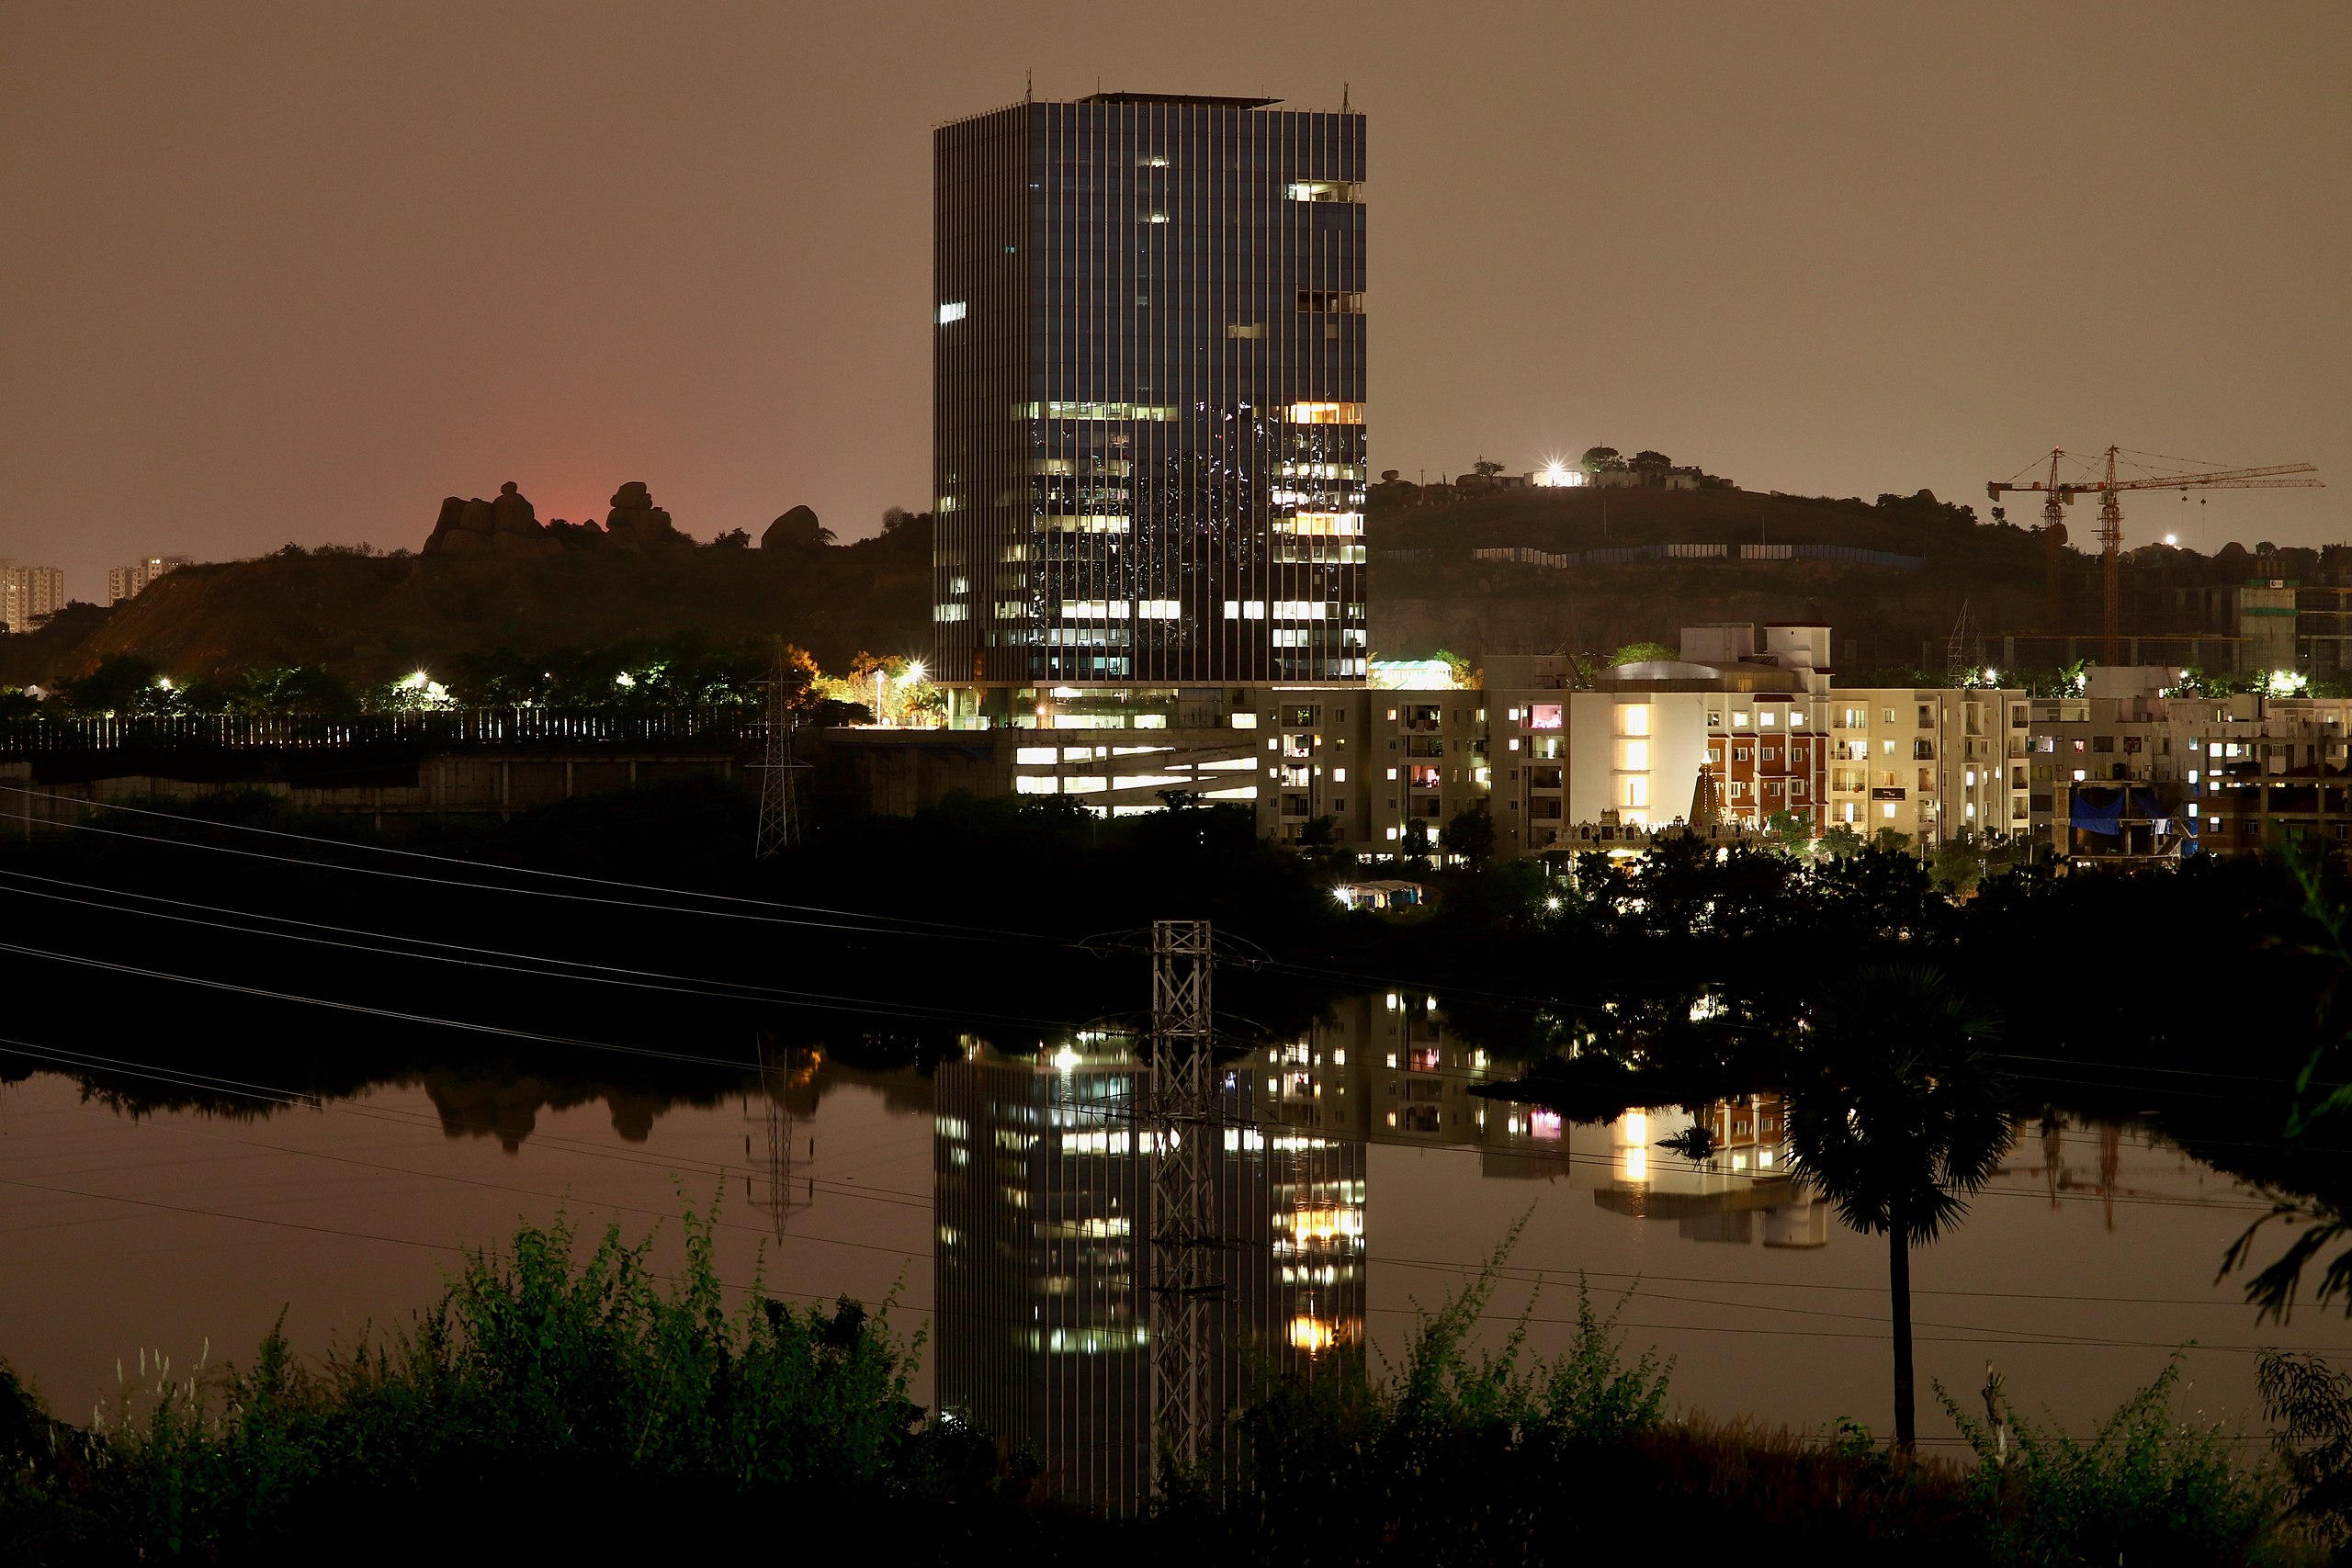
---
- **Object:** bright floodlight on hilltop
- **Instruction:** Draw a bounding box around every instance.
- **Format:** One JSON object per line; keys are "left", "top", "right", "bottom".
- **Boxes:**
{"left": 1532, "top": 458, "right": 1587, "bottom": 489}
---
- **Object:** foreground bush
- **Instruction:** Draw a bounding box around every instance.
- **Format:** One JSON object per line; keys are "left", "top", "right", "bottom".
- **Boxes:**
{"left": 0, "top": 1212, "right": 2324, "bottom": 1564}
{"left": 1941, "top": 1359, "right": 2287, "bottom": 1564}
{"left": 1, "top": 1201, "right": 1031, "bottom": 1562}
{"left": 1155, "top": 1241, "right": 2310, "bottom": 1567}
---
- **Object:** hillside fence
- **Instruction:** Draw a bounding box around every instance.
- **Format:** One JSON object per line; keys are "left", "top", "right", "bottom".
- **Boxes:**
{"left": 0, "top": 707, "right": 779, "bottom": 756}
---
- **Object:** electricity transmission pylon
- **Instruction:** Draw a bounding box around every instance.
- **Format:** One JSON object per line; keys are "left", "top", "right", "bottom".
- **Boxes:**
{"left": 1148, "top": 919, "right": 1218, "bottom": 1477}
{"left": 753, "top": 648, "right": 808, "bottom": 859}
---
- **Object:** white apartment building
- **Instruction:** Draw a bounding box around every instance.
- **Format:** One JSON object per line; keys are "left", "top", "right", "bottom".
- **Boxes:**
{"left": 107, "top": 555, "right": 190, "bottom": 605}
{"left": 838, "top": 621, "right": 2036, "bottom": 860}
{"left": 0, "top": 562, "right": 66, "bottom": 634}
{"left": 1824, "top": 687, "right": 2031, "bottom": 843}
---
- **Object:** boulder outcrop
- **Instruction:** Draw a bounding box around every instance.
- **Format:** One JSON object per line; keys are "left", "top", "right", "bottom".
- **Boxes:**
{"left": 423, "top": 480, "right": 692, "bottom": 556}
{"left": 603, "top": 481, "right": 687, "bottom": 550}
{"left": 762, "top": 505, "right": 829, "bottom": 550}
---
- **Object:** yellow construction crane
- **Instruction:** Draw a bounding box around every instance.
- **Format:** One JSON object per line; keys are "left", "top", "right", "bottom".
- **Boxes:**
{"left": 1988, "top": 447, "right": 2323, "bottom": 663}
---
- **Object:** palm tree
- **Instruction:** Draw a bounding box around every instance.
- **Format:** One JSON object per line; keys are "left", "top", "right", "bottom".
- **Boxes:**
{"left": 1786, "top": 964, "right": 2014, "bottom": 1456}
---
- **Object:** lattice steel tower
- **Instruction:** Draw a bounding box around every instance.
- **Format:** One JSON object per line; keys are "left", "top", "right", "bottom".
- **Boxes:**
{"left": 752, "top": 648, "right": 807, "bottom": 860}
{"left": 1148, "top": 918, "right": 1218, "bottom": 1473}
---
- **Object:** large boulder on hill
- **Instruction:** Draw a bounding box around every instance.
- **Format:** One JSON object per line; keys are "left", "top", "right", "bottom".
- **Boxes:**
{"left": 604, "top": 481, "right": 687, "bottom": 550}
{"left": 763, "top": 505, "right": 830, "bottom": 549}
{"left": 426, "top": 481, "right": 546, "bottom": 557}
{"left": 420, "top": 479, "right": 704, "bottom": 556}
{"left": 490, "top": 481, "right": 538, "bottom": 533}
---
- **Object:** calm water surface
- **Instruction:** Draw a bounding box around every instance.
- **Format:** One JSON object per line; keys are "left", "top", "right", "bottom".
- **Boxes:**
{"left": 6, "top": 1008, "right": 2346, "bottom": 1499}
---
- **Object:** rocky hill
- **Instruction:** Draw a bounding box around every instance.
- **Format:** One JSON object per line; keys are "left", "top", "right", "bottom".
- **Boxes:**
{"left": 6, "top": 476, "right": 2323, "bottom": 690}
{"left": 1365, "top": 483, "right": 2333, "bottom": 673}
{"left": 0, "top": 482, "right": 930, "bottom": 685}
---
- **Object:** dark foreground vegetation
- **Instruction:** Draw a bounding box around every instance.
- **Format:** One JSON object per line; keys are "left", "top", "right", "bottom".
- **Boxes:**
{"left": 1, "top": 1204, "right": 2337, "bottom": 1565}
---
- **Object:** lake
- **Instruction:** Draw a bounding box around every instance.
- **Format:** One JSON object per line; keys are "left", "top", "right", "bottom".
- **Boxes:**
{"left": 5, "top": 994, "right": 2343, "bottom": 1509}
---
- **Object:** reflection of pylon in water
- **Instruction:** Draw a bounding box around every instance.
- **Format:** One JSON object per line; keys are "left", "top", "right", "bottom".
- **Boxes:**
{"left": 2098, "top": 1122, "right": 2120, "bottom": 1234}
{"left": 1148, "top": 919, "right": 1218, "bottom": 1480}
{"left": 744, "top": 1037, "right": 816, "bottom": 1240}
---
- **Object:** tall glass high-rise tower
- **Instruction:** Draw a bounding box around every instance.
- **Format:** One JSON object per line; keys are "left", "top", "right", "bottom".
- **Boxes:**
{"left": 933, "top": 93, "right": 1367, "bottom": 690}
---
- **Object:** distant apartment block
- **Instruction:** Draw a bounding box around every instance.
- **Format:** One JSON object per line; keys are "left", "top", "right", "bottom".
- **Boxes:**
{"left": 0, "top": 562, "right": 66, "bottom": 635}
{"left": 107, "top": 555, "right": 190, "bottom": 605}
{"left": 2019, "top": 667, "right": 2352, "bottom": 860}
{"left": 829, "top": 619, "right": 2037, "bottom": 859}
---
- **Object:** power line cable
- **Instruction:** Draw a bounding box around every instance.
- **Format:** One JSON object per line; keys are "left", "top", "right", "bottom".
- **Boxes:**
{"left": 0, "top": 784, "right": 1048, "bottom": 944}
{"left": 0, "top": 869, "right": 1078, "bottom": 1032}
{"left": 0, "top": 803, "right": 1056, "bottom": 950}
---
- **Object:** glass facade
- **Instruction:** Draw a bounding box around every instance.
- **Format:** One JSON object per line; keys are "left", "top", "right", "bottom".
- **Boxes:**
{"left": 934, "top": 94, "right": 1368, "bottom": 686}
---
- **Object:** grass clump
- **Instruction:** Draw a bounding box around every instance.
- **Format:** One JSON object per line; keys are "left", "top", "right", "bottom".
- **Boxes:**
{"left": 1171, "top": 1233, "right": 1674, "bottom": 1561}
{"left": 6, "top": 1196, "right": 1015, "bottom": 1562}
{"left": 1, "top": 1210, "right": 2327, "bottom": 1565}
{"left": 1940, "top": 1359, "right": 2293, "bottom": 1566}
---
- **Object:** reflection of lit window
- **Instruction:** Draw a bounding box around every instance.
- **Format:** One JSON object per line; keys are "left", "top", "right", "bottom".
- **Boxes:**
{"left": 1620, "top": 1146, "right": 1648, "bottom": 1183}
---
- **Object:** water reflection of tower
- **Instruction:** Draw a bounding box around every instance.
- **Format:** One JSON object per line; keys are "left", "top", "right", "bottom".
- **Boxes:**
{"left": 743, "top": 1038, "right": 817, "bottom": 1239}
{"left": 934, "top": 1044, "right": 1153, "bottom": 1511}
{"left": 932, "top": 1042, "right": 1364, "bottom": 1513}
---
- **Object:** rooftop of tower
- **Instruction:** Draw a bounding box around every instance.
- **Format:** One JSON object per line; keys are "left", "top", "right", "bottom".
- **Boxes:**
{"left": 1077, "top": 92, "right": 1281, "bottom": 108}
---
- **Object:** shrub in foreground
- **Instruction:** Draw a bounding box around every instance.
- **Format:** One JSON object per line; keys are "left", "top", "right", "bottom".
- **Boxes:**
{"left": 0, "top": 1211, "right": 2324, "bottom": 1565}
{"left": 5, "top": 1200, "right": 1025, "bottom": 1561}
